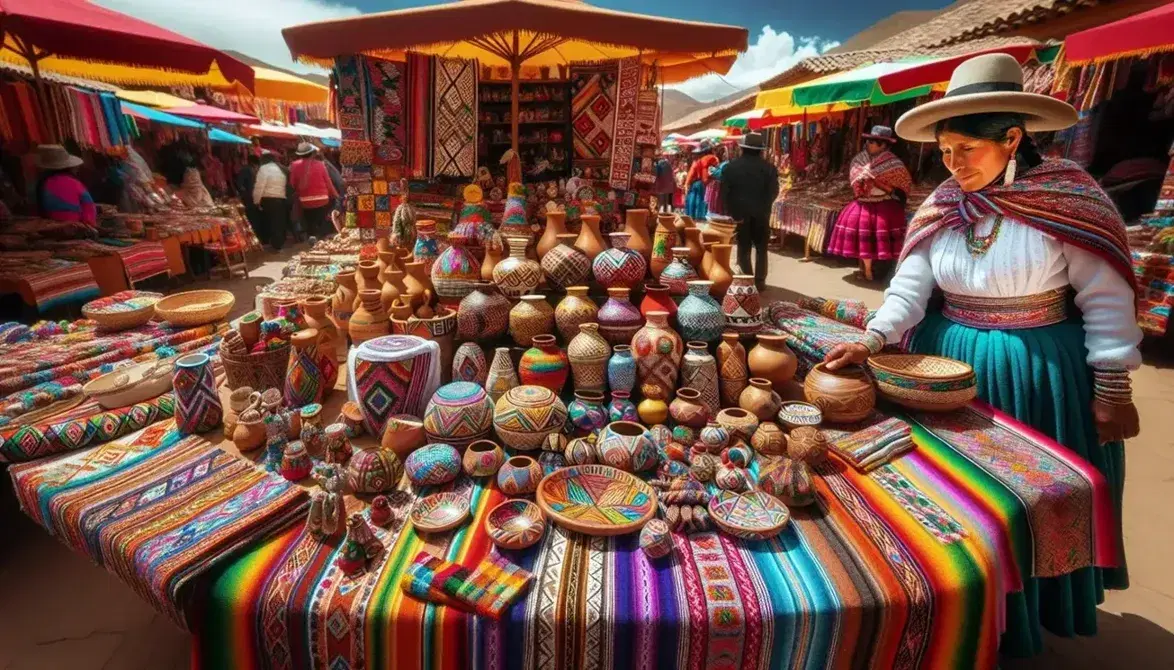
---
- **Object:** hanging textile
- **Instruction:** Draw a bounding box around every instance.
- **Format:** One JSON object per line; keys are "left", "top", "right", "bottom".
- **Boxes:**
{"left": 363, "top": 56, "right": 408, "bottom": 165}
{"left": 405, "top": 52, "right": 433, "bottom": 179}
{"left": 570, "top": 61, "right": 618, "bottom": 174}
{"left": 608, "top": 56, "right": 641, "bottom": 190}
{"left": 430, "top": 57, "right": 478, "bottom": 178}
{"left": 334, "top": 55, "right": 369, "bottom": 143}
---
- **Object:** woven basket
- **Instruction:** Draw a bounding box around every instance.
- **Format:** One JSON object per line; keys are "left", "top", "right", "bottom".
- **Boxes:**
{"left": 220, "top": 343, "right": 290, "bottom": 392}
{"left": 875, "top": 379, "right": 977, "bottom": 412}
{"left": 82, "top": 291, "right": 162, "bottom": 331}
{"left": 868, "top": 354, "right": 973, "bottom": 381}
{"left": 156, "top": 290, "right": 236, "bottom": 327}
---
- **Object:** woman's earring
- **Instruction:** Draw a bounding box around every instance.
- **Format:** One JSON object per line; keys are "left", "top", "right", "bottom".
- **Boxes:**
{"left": 1003, "top": 157, "right": 1017, "bottom": 186}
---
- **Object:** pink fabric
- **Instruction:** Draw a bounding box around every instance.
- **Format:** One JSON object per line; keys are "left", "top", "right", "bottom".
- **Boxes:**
{"left": 41, "top": 173, "right": 96, "bottom": 226}
{"left": 289, "top": 159, "right": 337, "bottom": 208}
{"left": 826, "top": 199, "right": 906, "bottom": 260}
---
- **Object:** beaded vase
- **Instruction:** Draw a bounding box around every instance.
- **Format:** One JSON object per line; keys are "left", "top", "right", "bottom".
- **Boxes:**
{"left": 597, "top": 287, "right": 644, "bottom": 346}
{"left": 606, "top": 344, "right": 637, "bottom": 394}
{"left": 494, "top": 236, "right": 544, "bottom": 298}
{"left": 591, "top": 232, "right": 647, "bottom": 290}
{"left": 518, "top": 335, "right": 569, "bottom": 393}
{"left": 567, "top": 322, "right": 610, "bottom": 393}
{"left": 677, "top": 280, "right": 724, "bottom": 343}
{"left": 173, "top": 353, "right": 222, "bottom": 435}
{"left": 555, "top": 286, "right": 599, "bottom": 342}
{"left": 541, "top": 233, "right": 592, "bottom": 290}
{"left": 457, "top": 281, "right": 511, "bottom": 342}
{"left": 660, "top": 247, "right": 699, "bottom": 296}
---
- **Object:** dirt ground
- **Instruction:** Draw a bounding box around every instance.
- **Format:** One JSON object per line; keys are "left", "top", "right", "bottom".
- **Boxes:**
{"left": 1, "top": 240, "right": 1172, "bottom": 669}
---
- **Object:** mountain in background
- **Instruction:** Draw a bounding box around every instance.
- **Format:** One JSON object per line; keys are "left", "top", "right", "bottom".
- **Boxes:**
{"left": 223, "top": 49, "right": 330, "bottom": 86}
{"left": 662, "top": 89, "right": 707, "bottom": 125}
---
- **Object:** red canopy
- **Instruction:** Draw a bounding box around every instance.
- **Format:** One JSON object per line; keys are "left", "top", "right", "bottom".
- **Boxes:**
{"left": 1064, "top": 2, "right": 1174, "bottom": 65}
{"left": 0, "top": 0, "right": 253, "bottom": 89}
{"left": 167, "top": 104, "right": 259, "bottom": 124}
{"left": 877, "top": 44, "right": 1039, "bottom": 96}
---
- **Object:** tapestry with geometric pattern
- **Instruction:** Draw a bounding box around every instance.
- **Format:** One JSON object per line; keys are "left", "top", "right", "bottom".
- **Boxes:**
{"left": 570, "top": 62, "right": 618, "bottom": 173}
{"left": 431, "top": 57, "right": 478, "bottom": 178}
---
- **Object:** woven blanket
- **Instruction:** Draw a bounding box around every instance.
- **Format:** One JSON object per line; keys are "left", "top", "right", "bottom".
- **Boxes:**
{"left": 0, "top": 258, "right": 100, "bottom": 310}
{"left": 570, "top": 62, "right": 618, "bottom": 170}
{"left": 406, "top": 53, "right": 433, "bottom": 179}
{"left": 1133, "top": 250, "right": 1174, "bottom": 336}
{"left": 117, "top": 241, "right": 170, "bottom": 283}
{"left": 0, "top": 392, "right": 174, "bottom": 463}
{"left": 764, "top": 301, "right": 870, "bottom": 375}
{"left": 431, "top": 58, "right": 478, "bottom": 178}
{"left": 365, "top": 56, "right": 407, "bottom": 165}
{"left": 795, "top": 295, "right": 876, "bottom": 330}
{"left": 608, "top": 57, "right": 640, "bottom": 190}
{"left": 634, "top": 89, "right": 660, "bottom": 147}
{"left": 849, "top": 150, "right": 912, "bottom": 198}
{"left": 334, "top": 56, "right": 369, "bottom": 143}
{"left": 9, "top": 425, "right": 307, "bottom": 629}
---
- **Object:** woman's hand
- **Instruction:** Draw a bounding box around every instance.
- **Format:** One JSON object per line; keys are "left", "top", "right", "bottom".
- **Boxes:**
{"left": 823, "top": 343, "right": 871, "bottom": 371}
{"left": 1092, "top": 399, "right": 1140, "bottom": 445}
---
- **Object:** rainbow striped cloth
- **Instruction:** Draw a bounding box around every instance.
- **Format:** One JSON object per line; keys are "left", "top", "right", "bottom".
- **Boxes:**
{"left": 402, "top": 551, "right": 533, "bottom": 619}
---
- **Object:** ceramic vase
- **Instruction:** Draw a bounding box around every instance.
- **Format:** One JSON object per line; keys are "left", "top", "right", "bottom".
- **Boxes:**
{"left": 677, "top": 280, "right": 724, "bottom": 343}
{"left": 699, "top": 421, "right": 730, "bottom": 454}
{"left": 708, "top": 244, "right": 735, "bottom": 298}
{"left": 683, "top": 227, "right": 705, "bottom": 271}
{"left": 592, "top": 232, "right": 646, "bottom": 290}
{"left": 484, "top": 347, "right": 520, "bottom": 403}
{"left": 492, "top": 385, "right": 568, "bottom": 451}
{"left": 537, "top": 211, "right": 568, "bottom": 258}
{"left": 575, "top": 214, "right": 607, "bottom": 263}
{"left": 668, "top": 387, "right": 709, "bottom": 428}
{"left": 739, "top": 377, "right": 783, "bottom": 421}
{"left": 302, "top": 296, "right": 343, "bottom": 365}
{"left": 232, "top": 411, "right": 266, "bottom": 451}
{"left": 413, "top": 219, "right": 441, "bottom": 272}
{"left": 279, "top": 440, "right": 312, "bottom": 481}
{"left": 239, "top": 312, "right": 262, "bottom": 350}
{"left": 463, "top": 439, "right": 506, "bottom": 477}
{"left": 497, "top": 456, "right": 543, "bottom": 495}
{"left": 748, "top": 333, "right": 799, "bottom": 392}
{"left": 637, "top": 384, "right": 670, "bottom": 425}
{"left": 481, "top": 233, "right": 504, "bottom": 282}
{"left": 680, "top": 341, "right": 720, "bottom": 417}
{"left": 606, "top": 391, "right": 638, "bottom": 422}
{"left": 402, "top": 260, "right": 434, "bottom": 311}
{"left": 607, "top": 345, "right": 637, "bottom": 394}
{"left": 650, "top": 214, "right": 677, "bottom": 278}
{"left": 639, "top": 283, "right": 677, "bottom": 326}
{"left": 699, "top": 240, "right": 716, "bottom": 279}
{"left": 422, "top": 381, "right": 495, "bottom": 450}
{"left": 622, "top": 207, "right": 653, "bottom": 266}
{"left": 381, "top": 270, "right": 405, "bottom": 312}
{"left": 381, "top": 414, "right": 427, "bottom": 462}
{"left": 722, "top": 275, "right": 762, "bottom": 334}
{"left": 285, "top": 329, "right": 325, "bottom": 408}
{"left": 631, "top": 310, "right": 683, "bottom": 401}
{"left": 567, "top": 390, "right": 608, "bottom": 436}
{"left": 173, "top": 353, "right": 222, "bottom": 435}
{"left": 452, "top": 341, "right": 489, "bottom": 385}
{"left": 457, "top": 281, "right": 510, "bottom": 342}
{"left": 518, "top": 334, "right": 569, "bottom": 393}
{"left": 376, "top": 249, "right": 397, "bottom": 280}
{"left": 597, "top": 421, "right": 658, "bottom": 472}
{"left": 717, "top": 331, "right": 749, "bottom": 408}
{"left": 432, "top": 236, "right": 481, "bottom": 305}
{"left": 356, "top": 260, "right": 382, "bottom": 295}
{"left": 640, "top": 519, "right": 673, "bottom": 558}
{"left": 541, "top": 233, "right": 592, "bottom": 290}
{"left": 493, "top": 236, "right": 543, "bottom": 298}
{"left": 597, "top": 287, "right": 644, "bottom": 346}
{"left": 404, "top": 443, "right": 462, "bottom": 486}
{"left": 803, "top": 362, "right": 876, "bottom": 423}
{"left": 567, "top": 322, "right": 610, "bottom": 393}
{"left": 509, "top": 294, "right": 555, "bottom": 347}
{"left": 715, "top": 407, "right": 759, "bottom": 443}
{"left": 564, "top": 437, "right": 596, "bottom": 465}
{"left": 555, "top": 286, "right": 598, "bottom": 342}
{"left": 661, "top": 247, "right": 699, "bottom": 296}
{"left": 347, "top": 446, "right": 404, "bottom": 493}
{"left": 331, "top": 271, "right": 358, "bottom": 339}
{"left": 349, "top": 290, "right": 390, "bottom": 346}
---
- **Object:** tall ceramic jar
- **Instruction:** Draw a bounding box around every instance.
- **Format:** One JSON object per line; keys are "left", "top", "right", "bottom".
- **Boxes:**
{"left": 567, "top": 322, "right": 610, "bottom": 393}
{"left": 650, "top": 214, "right": 677, "bottom": 278}
{"left": 622, "top": 207, "right": 652, "bottom": 266}
{"left": 592, "top": 232, "right": 646, "bottom": 290}
{"left": 555, "top": 286, "right": 598, "bottom": 342}
{"left": 518, "top": 334, "right": 569, "bottom": 393}
{"left": 722, "top": 275, "right": 763, "bottom": 334}
{"left": 330, "top": 271, "right": 358, "bottom": 342}
{"left": 484, "top": 347, "right": 520, "bottom": 403}
{"left": 708, "top": 244, "right": 735, "bottom": 298}
{"left": 453, "top": 341, "right": 489, "bottom": 385}
{"left": 381, "top": 269, "right": 406, "bottom": 312}
{"left": 717, "top": 331, "right": 749, "bottom": 408}
{"left": 575, "top": 214, "right": 607, "bottom": 263}
{"left": 540, "top": 233, "right": 592, "bottom": 290}
{"left": 285, "top": 329, "right": 325, "bottom": 408}
{"left": 349, "top": 290, "right": 390, "bottom": 346}
{"left": 597, "top": 287, "right": 644, "bottom": 346}
{"left": 748, "top": 333, "right": 799, "bottom": 392}
{"left": 677, "top": 280, "right": 724, "bottom": 344}
{"left": 457, "top": 281, "right": 510, "bottom": 342}
{"left": 509, "top": 294, "right": 555, "bottom": 347}
{"left": 480, "top": 232, "right": 503, "bottom": 282}
{"left": 432, "top": 232, "right": 481, "bottom": 305}
{"left": 631, "top": 310, "right": 683, "bottom": 401}
{"left": 537, "top": 211, "right": 568, "bottom": 258}
{"left": 661, "top": 247, "right": 699, "bottom": 296}
{"left": 607, "top": 345, "right": 637, "bottom": 394}
{"left": 173, "top": 352, "right": 223, "bottom": 435}
{"left": 494, "top": 236, "right": 544, "bottom": 298}
{"left": 402, "top": 260, "right": 434, "bottom": 311}
{"left": 302, "top": 296, "right": 344, "bottom": 363}
{"left": 413, "top": 219, "right": 441, "bottom": 272}
{"left": 680, "top": 341, "right": 720, "bottom": 417}
{"left": 356, "top": 260, "right": 382, "bottom": 295}
{"left": 639, "top": 282, "right": 677, "bottom": 325}
{"left": 683, "top": 227, "right": 705, "bottom": 270}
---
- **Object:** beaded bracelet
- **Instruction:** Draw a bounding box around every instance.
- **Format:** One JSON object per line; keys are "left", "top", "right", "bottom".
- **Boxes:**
{"left": 1092, "top": 369, "right": 1133, "bottom": 406}
{"left": 861, "top": 329, "right": 886, "bottom": 355}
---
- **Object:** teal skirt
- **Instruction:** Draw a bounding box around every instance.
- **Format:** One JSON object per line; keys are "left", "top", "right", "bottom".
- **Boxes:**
{"left": 910, "top": 311, "right": 1127, "bottom": 657}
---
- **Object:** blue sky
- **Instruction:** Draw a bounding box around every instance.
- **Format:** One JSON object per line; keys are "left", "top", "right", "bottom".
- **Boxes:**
{"left": 95, "top": 0, "right": 952, "bottom": 101}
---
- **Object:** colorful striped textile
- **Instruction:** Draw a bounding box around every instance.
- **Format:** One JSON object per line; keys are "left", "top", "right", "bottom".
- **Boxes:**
{"left": 0, "top": 392, "right": 175, "bottom": 463}
{"left": 1132, "top": 249, "right": 1174, "bottom": 336}
{"left": 401, "top": 550, "right": 533, "bottom": 619}
{"left": 9, "top": 423, "right": 307, "bottom": 629}
{"left": 0, "top": 257, "right": 100, "bottom": 310}
{"left": 115, "top": 241, "right": 170, "bottom": 283}
{"left": 849, "top": 149, "right": 912, "bottom": 198}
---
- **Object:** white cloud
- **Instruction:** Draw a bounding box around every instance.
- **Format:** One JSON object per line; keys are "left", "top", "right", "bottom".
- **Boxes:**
{"left": 671, "top": 25, "right": 839, "bottom": 102}
{"left": 94, "top": 0, "right": 362, "bottom": 74}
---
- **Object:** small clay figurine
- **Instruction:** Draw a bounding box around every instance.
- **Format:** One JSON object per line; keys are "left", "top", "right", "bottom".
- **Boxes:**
{"left": 336, "top": 534, "right": 368, "bottom": 577}
{"left": 347, "top": 512, "right": 383, "bottom": 559}
{"left": 370, "top": 495, "right": 393, "bottom": 526}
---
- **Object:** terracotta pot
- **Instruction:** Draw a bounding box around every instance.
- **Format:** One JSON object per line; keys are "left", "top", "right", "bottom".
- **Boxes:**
{"left": 463, "top": 439, "right": 506, "bottom": 477}
{"left": 567, "top": 322, "right": 610, "bottom": 393}
{"left": 803, "top": 362, "right": 876, "bottom": 423}
{"left": 683, "top": 227, "right": 704, "bottom": 270}
{"left": 494, "top": 236, "right": 544, "bottom": 297}
{"left": 607, "top": 344, "right": 637, "bottom": 394}
{"left": 457, "top": 281, "right": 510, "bottom": 342}
{"left": 381, "top": 414, "right": 426, "bottom": 461}
{"left": 279, "top": 440, "right": 312, "bottom": 481}
{"left": 402, "top": 260, "right": 434, "bottom": 311}
{"left": 788, "top": 426, "right": 830, "bottom": 464}
{"left": 669, "top": 387, "right": 709, "bottom": 428}
{"left": 554, "top": 286, "right": 598, "bottom": 342}
{"left": 509, "top": 294, "right": 555, "bottom": 347}
{"left": 751, "top": 421, "right": 787, "bottom": 456}
{"left": 232, "top": 413, "right": 266, "bottom": 452}
{"left": 717, "top": 331, "right": 749, "bottom": 408}
{"left": 330, "top": 272, "right": 358, "bottom": 339}
{"left": 715, "top": 406, "right": 759, "bottom": 442}
{"left": 349, "top": 290, "right": 390, "bottom": 346}
{"left": 390, "top": 306, "right": 457, "bottom": 383}
{"left": 239, "top": 312, "right": 262, "bottom": 350}
{"left": 621, "top": 207, "right": 652, "bottom": 265}
{"left": 537, "top": 211, "right": 568, "bottom": 258}
{"left": 722, "top": 274, "right": 762, "bottom": 334}
{"left": 597, "top": 421, "right": 658, "bottom": 472}
{"left": 497, "top": 455, "right": 543, "bottom": 495}
{"left": 302, "top": 296, "right": 344, "bottom": 365}
{"left": 739, "top": 377, "right": 782, "bottom": 421}
{"left": 575, "top": 214, "right": 607, "bottom": 263}
{"left": 699, "top": 240, "right": 716, "bottom": 279}
{"left": 389, "top": 299, "right": 413, "bottom": 321}
{"left": 680, "top": 342, "right": 720, "bottom": 417}
{"left": 637, "top": 384, "right": 669, "bottom": 424}
{"left": 704, "top": 216, "right": 737, "bottom": 244}
{"left": 540, "top": 233, "right": 592, "bottom": 290}
{"left": 650, "top": 214, "right": 677, "bottom": 278}
{"left": 225, "top": 387, "right": 258, "bottom": 436}
{"left": 376, "top": 250, "right": 396, "bottom": 280}
{"left": 567, "top": 390, "right": 608, "bottom": 435}
{"left": 597, "top": 287, "right": 644, "bottom": 346}
{"left": 639, "top": 282, "right": 677, "bottom": 325}
{"left": 661, "top": 247, "right": 699, "bottom": 296}
{"left": 677, "top": 280, "right": 723, "bottom": 344}
{"left": 698, "top": 421, "right": 730, "bottom": 454}
{"left": 432, "top": 235, "right": 481, "bottom": 305}
{"left": 518, "top": 334, "right": 569, "bottom": 393}
{"left": 592, "top": 231, "right": 647, "bottom": 290}
{"left": 484, "top": 347, "right": 520, "bottom": 403}
{"left": 748, "top": 333, "right": 798, "bottom": 391}
{"left": 356, "top": 260, "right": 382, "bottom": 295}
{"left": 631, "top": 310, "right": 683, "bottom": 401}
{"left": 492, "top": 385, "right": 568, "bottom": 451}
{"left": 453, "top": 341, "right": 489, "bottom": 385}
{"left": 481, "top": 233, "right": 504, "bottom": 282}
{"left": 340, "top": 401, "right": 365, "bottom": 438}
{"left": 708, "top": 244, "right": 735, "bottom": 298}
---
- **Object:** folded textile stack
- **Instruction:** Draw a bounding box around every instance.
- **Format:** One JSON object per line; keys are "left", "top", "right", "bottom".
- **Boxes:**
{"left": 829, "top": 416, "right": 914, "bottom": 472}
{"left": 400, "top": 550, "right": 533, "bottom": 619}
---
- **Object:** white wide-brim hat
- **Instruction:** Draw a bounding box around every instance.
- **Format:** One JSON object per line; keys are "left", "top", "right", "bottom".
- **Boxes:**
{"left": 895, "top": 53, "right": 1078, "bottom": 143}
{"left": 33, "top": 144, "right": 84, "bottom": 170}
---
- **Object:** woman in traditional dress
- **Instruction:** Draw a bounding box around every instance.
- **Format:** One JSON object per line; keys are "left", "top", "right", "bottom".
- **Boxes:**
{"left": 824, "top": 54, "right": 1141, "bottom": 656}
{"left": 684, "top": 142, "right": 718, "bottom": 220}
{"left": 704, "top": 145, "right": 729, "bottom": 217}
{"left": 32, "top": 144, "right": 96, "bottom": 228}
{"left": 826, "top": 125, "right": 913, "bottom": 280}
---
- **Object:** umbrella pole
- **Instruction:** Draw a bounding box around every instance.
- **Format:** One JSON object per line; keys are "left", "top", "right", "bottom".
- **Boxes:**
{"left": 510, "top": 31, "right": 521, "bottom": 157}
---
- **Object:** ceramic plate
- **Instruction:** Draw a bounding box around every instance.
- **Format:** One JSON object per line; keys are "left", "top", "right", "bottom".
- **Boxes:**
{"left": 536, "top": 464, "right": 657, "bottom": 536}
{"left": 410, "top": 492, "right": 470, "bottom": 533}
{"left": 777, "top": 401, "right": 822, "bottom": 428}
{"left": 485, "top": 499, "right": 547, "bottom": 550}
{"left": 708, "top": 490, "right": 790, "bottom": 541}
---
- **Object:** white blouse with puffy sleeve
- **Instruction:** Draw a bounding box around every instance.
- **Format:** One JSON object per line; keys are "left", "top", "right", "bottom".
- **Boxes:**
{"left": 866, "top": 214, "right": 1143, "bottom": 370}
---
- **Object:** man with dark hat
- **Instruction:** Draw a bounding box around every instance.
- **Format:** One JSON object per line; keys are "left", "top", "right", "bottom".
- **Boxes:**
{"left": 721, "top": 132, "right": 779, "bottom": 289}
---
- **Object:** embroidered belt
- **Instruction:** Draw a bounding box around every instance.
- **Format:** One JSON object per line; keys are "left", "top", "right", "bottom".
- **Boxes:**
{"left": 856, "top": 195, "right": 894, "bottom": 203}
{"left": 942, "top": 288, "right": 1069, "bottom": 329}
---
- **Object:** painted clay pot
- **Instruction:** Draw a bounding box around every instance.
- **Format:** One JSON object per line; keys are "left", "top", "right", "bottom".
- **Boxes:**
{"left": 302, "top": 296, "right": 344, "bottom": 364}
{"left": 564, "top": 437, "right": 597, "bottom": 465}
{"left": 650, "top": 214, "right": 677, "bottom": 278}
{"left": 680, "top": 341, "right": 720, "bottom": 417}
{"left": 597, "top": 287, "right": 644, "bottom": 346}
{"left": 541, "top": 233, "right": 592, "bottom": 290}
{"left": 592, "top": 232, "right": 646, "bottom": 290}
{"left": 647, "top": 424, "right": 672, "bottom": 450}
{"left": 622, "top": 207, "right": 652, "bottom": 265}
{"left": 636, "top": 384, "right": 670, "bottom": 425}
{"left": 232, "top": 411, "right": 266, "bottom": 452}
{"left": 672, "top": 424, "right": 698, "bottom": 447}
{"left": 759, "top": 457, "right": 817, "bottom": 507}
{"left": 631, "top": 310, "right": 683, "bottom": 401}
{"left": 518, "top": 335, "right": 569, "bottom": 393}
{"left": 173, "top": 352, "right": 222, "bottom": 435}
{"left": 698, "top": 421, "right": 730, "bottom": 454}
{"left": 752, "top": 421, "right": 788, "bottom": 456}
{"left": 683, "top": 227, "right": 704, "bottom": 270}
{"left": 722, "top": 275, "right": 762, "bottom": 334}
{"left": 722, "top": 442, "right": 754, "bottom": 468}
{"left": 279, "top": 440, "right": 312, "bottom": 481}
{"left": 574, "top": 214, "right": 607, "bottom": 263}
{"left": 691, "top": 453, "right": 718, "bottom": 482}
{"left": 542, "top": 433, "right": 568, "bottom": 454}
{"left": 389, "top": 307, "right": 457, "bottom": 384}
{"left": 677, "top": 280, "right": 724, "bottom": 344}
{"left": 381, "top": 413, "right": 427, "bottom": 462}
{"left": 740, "top": 377, "right": 783, "bottom": 421}
{"left": 555, "top": 286, "right": 598, "bottom": 342}
{"left": 412, "top": 219, "right": 441, "bottom": 272}
{"left": 497, "top": 455, "right": 543, "bottom": 495}
{"left": 457, "top": 281, "right": 510, "bottom": 342}
{"left": 452, "top": 341, "right": 489, "bottom": 385}
{"left": 432, "top": 235, "right": 481, "bottom": 305}
{"left": 717, "top": 331, "right": 749, "bottom": 408}
{"left": 285, "top": 329, "right": 325, "bottom": 408}
{"left": 493, "top": 385, "right": 568, "bottom": 451}
{"left": 707, "top": 243, "right": 735, "bottom": 298}
{"left": 463, "top": 439, "right": 506, "bottom": 477}
{"left": 341, "top": 401, "right": 365, "bottom": 438}
{"left": 748, "top": 333, "right": 798, "bottom": 392}
{"left": 640, "top": 518, "right": 673, "bottom": 559}
{"left": 509, "top": 294, "right": 555, "bottom": 347}
{"left": 715, "top": 465, "right": 749, "bottom": 492}
{"left": 347, "top": 446, "right": 404, "bottom": 493}
{"left": 597, "top": 421, "right": 658, "bottom": 472}
{"left": 404, "top": 443, "right": 462, "bottom": 486}
{"left": 567, "top": 390, "right": 608, "bottom": 436}
{"left": 567, "top": 322, "right": 610, "bottom": 393}
{"left": 356, "top": 260, "right": 382, "bottom": 295}
{"left": 788, "top": 426, "right": 830, "bottom": 464}
{"left": 607, "top": 390, "right": 639, "bottom": 423}
{"left": 660, "top": 247, "right": 698, "bottom": 296}
{"left": 331, "top": 272, "right": 358, "bottom": 340}
{"left": 715, "top": 407, "right": 759, "bottom": 443}
{"left": 639, "top": 283, "right": 677, "bottom": 326}
{"left": 225, "top": 386, "right": 257, "bottom": 438}
{"left": 350, "top": 290, "right": 390, "bottom": 346}
{"left": 423, "top": 381, "right": 495, "bottom": 450}
{"left": 494, "top": 236, "right": 544, "bottom": 298}
{"left": 537, "top": 210, "right": 568, "bottom": 258}
{"left": 803, "top": 362, "right": 876, "bottom": 423}
{"left": 484, "top": 347, "right": 520, "bottom": 403}
{"left": 606, "top": 344, "right": 637, "bottom": 394}
{"left": 668, "top": 387, "right": 709, "bottom": 428}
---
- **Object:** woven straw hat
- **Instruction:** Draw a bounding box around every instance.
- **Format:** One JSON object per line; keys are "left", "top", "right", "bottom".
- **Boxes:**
{"left": 295, "top": 142, "right": 317, "bottom": 156}
{"left": 895, "top": 54, "right": 1077, "bottom": 143}
{"left": 34, "top": 144, "right": 83, "bottom": 170}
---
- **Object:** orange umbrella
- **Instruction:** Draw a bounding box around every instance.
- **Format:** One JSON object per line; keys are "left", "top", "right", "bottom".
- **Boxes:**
{"left": 283, "top": 0, "right": 748, "bottom": 154}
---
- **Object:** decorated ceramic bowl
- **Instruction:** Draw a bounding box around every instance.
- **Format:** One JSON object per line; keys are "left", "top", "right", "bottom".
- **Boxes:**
{"left": 485, "top": 499, "right": 547, "bottom": 550}
{"left": 707, "top": 490, "right": 790, "bottom": 541}
{"left": 776, "top": 401, "right": 823, "bottom": 429}
{"left": 536, "top": 464, "right": 657, "bottom": 536}
{"left": 866, "top": 354, "right": 977, "bottom": 412}
{"left": 410, "top": 492, "right": 471, "bottom": 533}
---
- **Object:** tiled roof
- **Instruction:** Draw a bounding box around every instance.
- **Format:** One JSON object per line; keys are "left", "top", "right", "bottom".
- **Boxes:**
{"left": 662, "top": 91, "right": 758, "bottom": 133}
{"left": 869, "top": 0, "right": 1082, "bottom": 50}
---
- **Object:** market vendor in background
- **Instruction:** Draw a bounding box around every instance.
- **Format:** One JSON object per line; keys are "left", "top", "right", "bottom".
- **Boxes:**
{"left": 654, "top": 153, "right": 675, "bottom": 212}
{"left": 704, "top": 144, "right": 729, "bottom": 217}
{"left": 824, "top": 54, "right": 1141, "bottom": 656}
{"left": 684, "top": 141, "right": 718, "bottom": 220}
{"left": 721, "top": 132, "right": 778, "bottom": 290}
{"left": 33, "top": 144, "right": 96, "bottom": 228}
{"left": 825, "top": 125, "right": 912, "bottom": 281}
{"left": 289, "top": 142, "right": 338, "bottom": 239}
{"left": 253, "top": 150, "right": 289, "bottom": 251}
